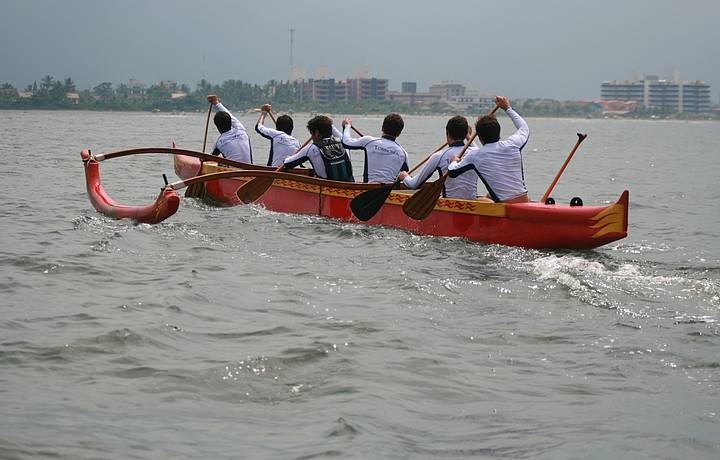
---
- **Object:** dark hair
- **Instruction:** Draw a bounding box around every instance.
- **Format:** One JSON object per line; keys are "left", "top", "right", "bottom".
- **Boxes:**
{"left": 214, "top": 111, "right": 232, "bottom": 133}
{"left": 475, "top": 115, "right": 501, "bottom": 144}
{"left": 307, "top": 115, "right": 333, "bottom": 138}
{"left": 275, "top": 115, "right": 293, "bottom": 135}
{"left": 446, "top": 115, "right": 469, "bottom": 142}
{"left": 382, "top": 113, "right": 404, "bottom": 137}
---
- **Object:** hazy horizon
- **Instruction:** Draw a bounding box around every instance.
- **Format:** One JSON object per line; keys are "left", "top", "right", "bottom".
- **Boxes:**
{"left": 1, "top": 0, "right": 718, "bottom": 101}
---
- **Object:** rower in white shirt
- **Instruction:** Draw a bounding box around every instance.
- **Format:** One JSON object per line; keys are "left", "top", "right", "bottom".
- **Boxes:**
{"left": 447, "top": 96, "right": 530, "bottom": 203}
{"left": 207, "top": 94, "right": 253, "bottom": 163}
{"left": 398, "top": 116, "right": 479, "bottom": 200}
{"left": 255, "top": 104, "right": 300, "bottom": 167}
{"left": 341, "top": 114, "right": 409, "bottom": 183}
{"left": 282, "top": 115, "right": 355, "bottom": 181}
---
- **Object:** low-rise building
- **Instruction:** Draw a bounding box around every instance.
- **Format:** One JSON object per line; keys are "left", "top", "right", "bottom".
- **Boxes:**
{"left": 429, "top": 81, "right": 466, "bottom": 99}
{"left": 387, "top": 91, "right": 441, "bottom": 107}
{"left": 65, "top": 92, "right": 80, "bottom": 104}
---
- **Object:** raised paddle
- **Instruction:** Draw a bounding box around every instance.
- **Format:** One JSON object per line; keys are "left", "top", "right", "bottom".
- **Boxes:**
{"left": 202, "top": 102, "right": 213, "bottom": 152}
{"left": 350, "top": 142, "right": 448, "bottom": 221}
{"left": 540, "top": 133, "right": 587, "bottom": 204}
{"left": 186, "top": 102, "right": 215, "bottom": 198}
{"left": 236, "top": 137, "right": 312, "bottom": 203}
{"left": 402, "top": 105, "right": 500, "bottom": 220}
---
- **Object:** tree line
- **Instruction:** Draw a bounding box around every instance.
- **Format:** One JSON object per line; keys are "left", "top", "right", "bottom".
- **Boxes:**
{"left": 4, "top": 74, "right": 711, "bottom": 119}
{"left": 0, "top": 75, "right": 409, "bottom": 114}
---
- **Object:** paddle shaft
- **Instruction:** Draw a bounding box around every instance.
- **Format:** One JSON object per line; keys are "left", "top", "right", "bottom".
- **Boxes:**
{"left": 202, "top": 103, "right": 212, "bottom": 152}
{"left": 540, "top": 133, "right": 588, "bottom": 203}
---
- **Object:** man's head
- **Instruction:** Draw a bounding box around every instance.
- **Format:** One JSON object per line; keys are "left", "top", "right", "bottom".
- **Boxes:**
{"left": 307, "top": 115, "right": 333, "bottom": 140}
{"left": 214, "top": 111, "right": 232, "bottom": 133}
{"left": 446, "top": 115, "right": 469, "bottom": 142}
{"left": 475, "top": 115, "right": 501, "bottom": 144}
{"left": 382, "top": 113, "right": 404, "bottom": 138}
{"left": 276, "top": 115, "right": 293, "bottom": 135}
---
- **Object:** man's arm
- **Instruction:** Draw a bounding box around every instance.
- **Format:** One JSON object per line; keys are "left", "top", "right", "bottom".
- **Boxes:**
{"left": 331, "top": 125, "right": 343, "bottom": 139}
{"left": 207, "top": 95, "right": 246, "bottom": 131}
{"left": 255, "top": 106, "right": 283, "bottom": 140}
{"left": 400, "top": 151, "right": 442, "bottom": 189}
{"left": 282, "top": 142, "right": 312, "bottom": 170}
{"left": 447, "top": 147, "right": 480, "bottom": 178}
{"left": 341, "top": 119, "right": 372, "bottom": 149}
{"left": 495, "top": 96, "right": 528, "bottom": 148}
{"left": 256, "top": 103, "right": 270, "bottom": 128}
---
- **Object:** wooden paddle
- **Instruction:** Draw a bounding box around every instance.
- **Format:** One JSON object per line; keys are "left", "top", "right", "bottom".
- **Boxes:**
{"left": 541, "top": 133, "right": 587, "bottom": 203}
{"left": 236, "top": 137, "right": 312, "bottom": 203}
{"left": 202, "top": 102, "right": 212, "bottom": 152}
{"left": 350, "top": 142, "right": 448, "bottom": 221}
{"left": 402, "top": 105, "right": 500, "bottom": 220}
{"left": 186, "top": 103, "right": 214, "bottom": 198}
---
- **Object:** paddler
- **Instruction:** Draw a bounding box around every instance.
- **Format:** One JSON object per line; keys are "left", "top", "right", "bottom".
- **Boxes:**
{"left": 207, "top": 94, "right": 253, "bottom": 163}
{"left": 255, "top": 103, "right": 300, "bottom": 167}
{"left": 340, "top": 114, "right": 410, "bottom": 183}
{"left": 282, "top": 115, "right": 355, "bottom": 181}
{"left": 398, "top": 115, "right": 480, "bottom": 199}
{"left": 447, "top": 96, "right": 530, "bottom": 203}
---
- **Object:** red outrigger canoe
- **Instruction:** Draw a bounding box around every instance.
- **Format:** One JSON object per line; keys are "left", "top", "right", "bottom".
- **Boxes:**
{"left": 81, "top": 147, "right": 628, "bottom": 249}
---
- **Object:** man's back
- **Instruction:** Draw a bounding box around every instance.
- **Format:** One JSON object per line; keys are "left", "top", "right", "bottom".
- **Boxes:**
{"left": 449, "top": 107, "right": 529, "bottom": 201}
{"left": 342, "top": 126, "right": 409, "bottom": 183}
{"left": 255, "top": 123, "right": 300, "bottom": 167}
{"left": 212, "top": 101, "right": 252, "bottom": 163}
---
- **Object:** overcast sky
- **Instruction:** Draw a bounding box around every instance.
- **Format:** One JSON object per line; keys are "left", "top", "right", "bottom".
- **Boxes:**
{"left": 1, "top": 0, "right": 718, "bottom": 100}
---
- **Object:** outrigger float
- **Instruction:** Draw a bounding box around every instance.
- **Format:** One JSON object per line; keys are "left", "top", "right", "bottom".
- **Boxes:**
{"left": 81, "top": 146, "right": 628, "bottom": 249}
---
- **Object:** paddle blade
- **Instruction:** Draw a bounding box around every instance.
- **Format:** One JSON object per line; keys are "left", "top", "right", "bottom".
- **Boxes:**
{"left": 236, "top": 176, "right": 275, "bottom": 203}
{"left": 350, "top": 183, "right": 396, "bottom": 221}
{"left": 184, "top": 182, "right": 205, "bottom": 198}
{"left": 402, "top": 177, "right": 446, "bottom": 220}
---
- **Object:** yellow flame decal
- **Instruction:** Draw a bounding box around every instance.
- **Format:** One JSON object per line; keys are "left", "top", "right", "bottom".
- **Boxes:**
{"left": 590, "top": 204, "right": 625, "bottom": 238}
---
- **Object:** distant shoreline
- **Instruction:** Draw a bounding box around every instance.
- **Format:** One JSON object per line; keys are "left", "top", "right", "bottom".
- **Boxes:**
{"left": 2, "top": 107, "right": 718, "bottom": 122}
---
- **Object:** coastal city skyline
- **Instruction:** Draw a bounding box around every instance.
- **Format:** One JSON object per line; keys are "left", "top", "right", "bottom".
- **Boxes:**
{"left": 1, "top": 0, "right": 719, "bottom": 101}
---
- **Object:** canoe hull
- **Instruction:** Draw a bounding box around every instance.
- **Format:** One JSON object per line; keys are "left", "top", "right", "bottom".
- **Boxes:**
{"left": 182, "top": 159, "right": 628, "bottom": 249}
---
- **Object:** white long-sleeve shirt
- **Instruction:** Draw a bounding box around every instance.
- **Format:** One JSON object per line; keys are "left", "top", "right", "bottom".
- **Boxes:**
{"left": 342, "top": 124, "right": 409, "bottom": 183}
{"left": 255, "top": 122, "right": 300, "bottom": 167}
{"left": 212, "top": 102, "right": 252, "bottom": 163}
{"left": 402, "top": 142, "right": 479, "bottom": 200}
{"left": 447, "top": 107, "right": 529, "bottom": 201}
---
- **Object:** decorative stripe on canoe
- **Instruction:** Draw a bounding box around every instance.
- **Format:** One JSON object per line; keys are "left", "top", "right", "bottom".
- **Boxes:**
{"left": 590, "top": 203, "right": 625, "bottom": 238}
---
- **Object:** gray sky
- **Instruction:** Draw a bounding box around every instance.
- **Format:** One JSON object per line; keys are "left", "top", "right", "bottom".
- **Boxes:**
{"left": 1, "top": 0, "right": 718, "bottom": 100}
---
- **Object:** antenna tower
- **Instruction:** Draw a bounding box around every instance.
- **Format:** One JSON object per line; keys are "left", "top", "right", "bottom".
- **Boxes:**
{"left": 289, "top": 27, "right": 295, "bottom": 77}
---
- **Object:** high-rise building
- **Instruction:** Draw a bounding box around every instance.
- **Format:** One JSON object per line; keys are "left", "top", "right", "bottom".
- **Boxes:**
{"left": 681, "top": 81, "right": 711, "bottom": 113}
{"left": 600, "top": 80, "right": 644, "bottom": 102}
{"left": 401, "top": 82, "right": 417, "bottom": 94}
{"left": 600, "top": 75, "right": 711, "bottom": 113}
{"left": 347, "top": 78, "right": 388, "bottom": 101}
{"left": 295, "top": 77, "right": 388, "bottom": 102}
{"left": 646, "top": 78, "right": 680, "bottom": 112}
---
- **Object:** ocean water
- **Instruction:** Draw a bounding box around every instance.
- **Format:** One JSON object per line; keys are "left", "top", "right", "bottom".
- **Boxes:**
{"left": 1, "top": 109, "right": 718, "bottom": 459}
